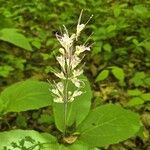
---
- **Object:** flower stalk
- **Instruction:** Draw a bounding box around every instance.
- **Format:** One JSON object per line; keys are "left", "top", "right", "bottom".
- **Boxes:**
{"left": 50, "top": 10, "right": 93, "bottom": 136}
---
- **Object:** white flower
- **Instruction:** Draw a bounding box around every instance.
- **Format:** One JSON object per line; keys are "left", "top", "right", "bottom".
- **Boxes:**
{"left": 54, "top": 72, "right": 65, "bottom": 79}
{"left": 54, "top": 97, "right": 64, "bottom": 103}
{"left": 70, "top": 55, "right": 81, "bottom": 69}
{"left": 51, "top": 82, "right": 64, "bottom": 103}
{"left": 72, "top": 90, "right": 82, "bottom": 97}
{"left": 56, "top": 56, "right": 65, "bottom": 71}
{"left": 73, "top": 69, "right": 83, "bottom": 77}
{"left": 76, "top": 24, "right": 85, "bottom": 40}
{"left": 51, "top": 89, "right": 59, "bottom": 95}
{"left": 56, "top": 33, "right": 75, "bottom": 51}
{"left": 50, "top": 11, "right": 92, "bottom": 104}
{"left": 75, "top": 45, "right": 90, "bottom": 55}
{"left": 71, "top": 77, "right": 81, "bottom": 88}
{"left": 59, "top": 48, "right": 65, "bottom": 55}
{"left": 70, "top": 90, "right": 82, "bottom": 102}
{"left": 56, "top": 82, "right": 64, "bottom": 93}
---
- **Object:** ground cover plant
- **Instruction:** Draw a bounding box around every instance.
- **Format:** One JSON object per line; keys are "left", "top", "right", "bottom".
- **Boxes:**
{"left": 0, "top": 10, "right": 142, "bottom": 150}
{"left": 0, "top": 0, "right": 150, "bottom": 150}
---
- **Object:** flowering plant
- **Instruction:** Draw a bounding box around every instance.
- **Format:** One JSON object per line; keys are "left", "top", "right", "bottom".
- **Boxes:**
{"left": 0, "top": 11, "right": 141, "bottom": 150}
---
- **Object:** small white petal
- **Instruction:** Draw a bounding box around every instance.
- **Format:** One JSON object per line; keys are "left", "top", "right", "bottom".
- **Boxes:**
{"left": 59, "top": 48, "right": 65, "bottom": 54}
{"left": 56, "top": 56, "right": 65, "bottom": 71}
{"left": 56, "top": 33, "right": 74, "bottom": 51}
{"left": 71, "top": 78, "right": 81, "bottom": 88}
{"left": 72, "top": 90, "right": 82, "bottom": 97}
{"left": 53, "top": 97, "right": 64, "bottom": 103}
{"left": 56, "top": 82, "right": 64, "bottom": 93}
{"left": 69, "top": 97, "right": 75, "bottom": 102}
{"left": 51, "top": 89, "right": 59, "bottom": 95}
{"left": 68, "top": 91, "right": 72, "bottom": 95}
{"left": 54, "top": 72, "right": 65, "bottom": 79}
{"left": 75, "top": 45, "right": 90, "bottom": 55}
{"left": 71, "top": 55, "right": 81, "bottom": 69}
{"left": 76, "top": 24, "right": 85, "bottom": 40}
{"left": 73, "top": 69, "right": 83, "bottom": 77}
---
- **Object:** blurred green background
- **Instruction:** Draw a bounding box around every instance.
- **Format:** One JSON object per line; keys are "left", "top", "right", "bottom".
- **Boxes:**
{"left": 0, "top": 0, "right": 150, "bottom": 149}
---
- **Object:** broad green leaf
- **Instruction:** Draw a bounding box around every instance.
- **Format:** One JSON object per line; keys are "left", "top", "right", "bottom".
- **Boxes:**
{"left": 127, "top": 97, "right": 144, "bottom": 106}
{"left": 95, "top": 70, "right": 109, "bottom": 82}
{"left": 53, "top": 75, "right": 92, "bottom": 132}
{"left": 77, "top": 104, "right": 140, "bottom": 147}
{"left": 0, "top": 28, "right": 32, "bottom": 51}
{"left": 127, "top": 89, "right": 142, "bottom": 96}
{"left": 0, "top": 129, "right": 57, "bottom": 150}
{"left": 0, "top": 80, "right": 52, "bottom": 113}
{"left": 111, "top": 66, "right": 125, "bottom": 82}
{"left": 141, "top": 93, "right": 150, "bottom": 102}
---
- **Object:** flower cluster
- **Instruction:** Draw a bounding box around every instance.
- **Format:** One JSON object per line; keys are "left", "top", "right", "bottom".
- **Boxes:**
{"left": 51, "top": 11, "right": 92, "bottom": 103}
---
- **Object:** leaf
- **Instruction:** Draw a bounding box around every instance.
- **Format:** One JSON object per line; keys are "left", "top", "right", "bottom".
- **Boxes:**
{"left": 106, "top": 25, "right": 116, "bottom": 33}
{"left": 103, "top": 43, "right": 112, "bottom": 52}
{"left": 111, "top": 66, "right": 125, "bottom": 82}
{"left": 113, "top": 4, "right": 121, "bottom": 17}
{"left": 127, "top": 89, "right": 142, "bottom": 96}
{"left": 141, "top": 93, "right": 150, "bottom": 102}
{"left": 53, "top": 75, "right": 92, "bottom": 132}
{"left": 0, "top": 28, "right": 32, "bottom": 51}
{"left": 131, "top": 72, "right": 146, "bottom": 87}
{"left": 0, "top": 80, "right": 52, "bottom": 113}
{"left": 133, "top": 5, "right": 149, "bottom": 18}
{"left": 77, "top": 104, "right": 141, "bottom": 147}
{"left": 57, "top": 143, "right": 98, "bottom": 150}
{"left": 127, "top": 97, "right": 144, "bottom": 106}
{"left": 0, "top": 129, "right": 57, "bottom": 150}
{"left": 0, "top": 65, "right": 14, "bottom": 77}
{"left": 38, "top": 114, "right": 54, "bottom": 124}
{"left": 95, "top": 70, "right": 109, "bottom": 82}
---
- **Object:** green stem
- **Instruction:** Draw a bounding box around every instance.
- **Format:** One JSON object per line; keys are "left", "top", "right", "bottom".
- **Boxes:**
{"left": 63, "top": 78, "right": 69, "bottom": 136}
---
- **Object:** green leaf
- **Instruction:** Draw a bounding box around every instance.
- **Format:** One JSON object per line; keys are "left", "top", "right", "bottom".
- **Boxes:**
{"left": 141, "top": 93, "right": 150, "bottom": 102}
{"left": 103, "top": 43, "right": 112, "bottom": 52}
{"left": 127, "top": 97, "right": 144, "bottom": 106}
{"left": 38, "top": 114, "right": 54, "bottom": 124}
{"left": 0, "top": 28, "right": 32, "bottom": 51}
{"left": 106, "top": 25, "right": 116, "bottom": 33}
{"left": 16, "top": 114, "right": 27, "bottom": 128}
{"left": 95, "top": 70, "right": 109, "bottom": 82}
{"left": 0, "top": 80, "right": 52, "bottom": 113}
{"left": 113, "top": 4, "right": 121, "bottom": 17}
{"left": 77, "top": 104, "right": 140, "bottom": 147}
{"left": 111, "top": 66, "right": 125, "bottom": 82}
{"left": 31, "top": 38, "right": 41, "bottom": 49}
{"left": 131, "top": 72, "right": 146, "bottom": 87}
{"left": 0, "top": 129, "right": 57, "bottom": 150}
{"left": 133, "top": 5, "right": 149, "bottom": 18}
{"left": 57, "top": 143, "right": 98, "bottom": 150}
{"left": 127, "top": 89, "right": 142, "bottom": 96}
{"left": 53, "top": 75, "right": 92, "bottom": 132}
{"left": 0, "top": 65, "right": 14, "bottom": 77}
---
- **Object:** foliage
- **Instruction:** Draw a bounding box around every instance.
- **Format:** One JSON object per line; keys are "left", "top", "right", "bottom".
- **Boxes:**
{"left": 0, "top": 80, "right": 52, "bottom": 114}
{"left": 0, "top": 79, "right": 141, "bottom": 149}
{"left": 0, "top": 130, "right": 57, "bottom": 150}
{"left": 0, "top": 0, "right": 149, "bottom": 149}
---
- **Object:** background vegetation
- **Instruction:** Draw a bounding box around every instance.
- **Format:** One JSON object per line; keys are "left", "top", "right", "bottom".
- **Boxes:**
{"left": 0, "top": 0, "right": 150, "bottom": 149}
